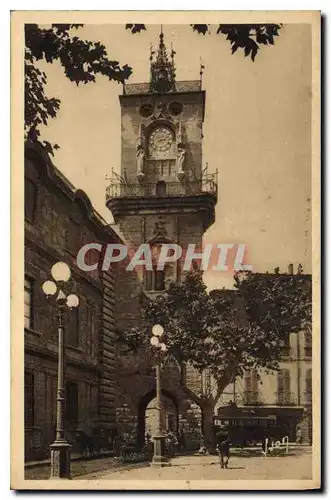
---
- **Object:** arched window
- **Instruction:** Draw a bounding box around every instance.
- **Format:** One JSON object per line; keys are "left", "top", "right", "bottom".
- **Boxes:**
{"left": 277, "top": 369, "right": 291, "bottom": 405}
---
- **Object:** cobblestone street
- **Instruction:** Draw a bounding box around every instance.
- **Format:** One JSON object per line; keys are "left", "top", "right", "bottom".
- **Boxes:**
{"left": 78, "top": 450, "right": 312, "bottom": 482}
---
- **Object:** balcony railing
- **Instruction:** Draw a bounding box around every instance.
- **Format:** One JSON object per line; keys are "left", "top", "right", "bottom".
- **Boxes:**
{"left": 304, "top": 391, "right": 312, "bottom": 406}
{"left": 275, "top": 391, "right": 297, "bottom": 406}
{"left": 106, "top": 174, "right": 218, "bottom": 201}
{"left": 242, "top": 391, "right": 263, "bottom": 406}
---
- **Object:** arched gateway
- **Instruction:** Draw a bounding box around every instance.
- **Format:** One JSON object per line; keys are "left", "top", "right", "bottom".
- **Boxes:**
{"left": 114, "top": 358, "right": 203, "bottom": 452}
{"left": 137, "top": 389, "right": 179, "bottom": 449}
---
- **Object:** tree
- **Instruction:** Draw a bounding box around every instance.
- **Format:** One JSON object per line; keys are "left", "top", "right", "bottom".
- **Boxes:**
{"left": 121, "top": 268, "right": 310, "bottom": 448}
{"left": 25, "top": 24, "right": 132, "bottom": 154}
{"left": 126, "top": 23, "right": 282, "bottom": 62}
{"left": 234, "top": 266, "right": 312, "bottom": 338}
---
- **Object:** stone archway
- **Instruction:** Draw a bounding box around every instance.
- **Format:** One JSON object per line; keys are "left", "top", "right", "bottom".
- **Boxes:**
{"left": 137, "top": 389, "right": 179, "bottom": 450}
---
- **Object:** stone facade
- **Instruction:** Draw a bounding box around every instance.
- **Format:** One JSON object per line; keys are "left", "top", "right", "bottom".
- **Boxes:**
{"left": 24, "top": 142, "right": 119, "bottom": 461}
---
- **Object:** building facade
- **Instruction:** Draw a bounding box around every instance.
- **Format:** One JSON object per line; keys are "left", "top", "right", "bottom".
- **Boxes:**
{"left": 215, "top": 273, "right": 312, "bottom": 444}
{"left": 24, "top": 142, "right": 119, "bottom": 461}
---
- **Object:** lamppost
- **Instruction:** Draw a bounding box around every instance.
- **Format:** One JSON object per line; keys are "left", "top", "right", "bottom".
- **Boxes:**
{"left": 150, "top": 324, "right": 170, "bottom": 467}
{"left": 42, "top": 261, "right": 79, "bottom": 479}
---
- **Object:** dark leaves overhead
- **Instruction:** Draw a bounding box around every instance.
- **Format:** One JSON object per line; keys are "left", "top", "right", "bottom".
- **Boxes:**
{"left": 191, "top": 24, "right": 209, "bottom": 35}
{"left": 130, "top": 23, "right": 282, "bottom": 62}
{"left": 125, "top": 24, "right": 147, "bottom": 34}
{"left": 25, "top": 24, "right": 132, "bottom": 154}
{"left": 217, "top": 24, "right": 282, "bottom": 61}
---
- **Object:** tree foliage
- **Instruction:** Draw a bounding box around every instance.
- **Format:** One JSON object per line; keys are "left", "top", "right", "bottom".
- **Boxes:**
{"left": 234, "top": 267, "right": 312, "bottom": 339}
{"left": 122, "top": 267, "right": 311, "bottom": 409}
{"left": 25, "top": 24, "right": 132, "bottom": 154}
{"left": 127, "top": 23, "right": 282, "bottom": 62}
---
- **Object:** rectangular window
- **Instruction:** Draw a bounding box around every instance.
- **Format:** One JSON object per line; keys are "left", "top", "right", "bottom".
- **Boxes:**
{"left": 24, "top": 276, "right": 33, "bottom": 329}
{"left": 25, "top": 178, "right": 37, "bottom": 222}
{"left": 277, "top": 369, "right": 291, "bottom": 405}
{"left": 66, "top": 307, "right": 79, "bottom": 347}
{"left": 25, "top": 371, "right": 34, "bottom": 427}
{"left": 66, "top": 381, "right": 79, "bottom": 425}
{"left": 145, "top": 270, "right": 165, "bottom": 291}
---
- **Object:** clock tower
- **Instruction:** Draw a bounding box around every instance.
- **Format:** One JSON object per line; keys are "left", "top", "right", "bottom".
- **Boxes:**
{"left": 106, "top": 29, "right": 218, "bottom": 295}
{"left": 106, "top": 30, "right": 218, "bottom": 448}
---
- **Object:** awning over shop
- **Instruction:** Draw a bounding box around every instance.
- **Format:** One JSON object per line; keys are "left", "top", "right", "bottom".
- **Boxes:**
{"left": 216, "top": 404, "right": 305, "bottom": 422}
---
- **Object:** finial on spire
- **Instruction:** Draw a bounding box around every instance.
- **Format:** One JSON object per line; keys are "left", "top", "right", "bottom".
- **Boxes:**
{"left": 149, "top": 27, "right": 176, "bottom": 93}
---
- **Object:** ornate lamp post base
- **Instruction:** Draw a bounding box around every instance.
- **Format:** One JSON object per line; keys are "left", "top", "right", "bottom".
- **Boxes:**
{"left": 50, "top": 440, "right": 72, "bottom": 479}
{"left": 150, "top": 435, "right": 171, "bottom": 468}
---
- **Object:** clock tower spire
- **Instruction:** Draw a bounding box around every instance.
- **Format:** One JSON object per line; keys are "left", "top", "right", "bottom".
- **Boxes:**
{"left": 149, "top": 27, "right": 176, "bottom": 94}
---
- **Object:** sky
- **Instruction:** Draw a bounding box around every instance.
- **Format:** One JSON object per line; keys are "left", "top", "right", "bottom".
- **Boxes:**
{"left": 37, "top": 23, "right": 312, "bottom": 290}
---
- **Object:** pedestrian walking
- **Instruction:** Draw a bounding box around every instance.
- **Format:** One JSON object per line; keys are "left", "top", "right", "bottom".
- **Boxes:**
{"left": 216, "top": 429, "right": 231, "bottom": 469}
{"left": 178, "top": 430, "right": 186, "bottom": 453}
{"left": 296, "top": 426, "right": 302, "bottom": 444}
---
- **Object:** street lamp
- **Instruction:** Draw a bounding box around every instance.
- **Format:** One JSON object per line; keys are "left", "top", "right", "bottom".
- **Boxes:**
{"left": 42, "top": 261, "right": 79, "bottom": 479}
{"left": 149, "top": 324, "right": 170, "bottom": 467}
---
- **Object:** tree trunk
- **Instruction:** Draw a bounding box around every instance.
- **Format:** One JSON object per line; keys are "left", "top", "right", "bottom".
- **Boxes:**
{"left": 201, "top": 403, "right": 215, "bottom": 452}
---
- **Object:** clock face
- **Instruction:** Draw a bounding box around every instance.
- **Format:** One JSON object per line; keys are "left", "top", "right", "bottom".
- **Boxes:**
{"left": 149, "top": 127, "right": 173, "bottom": 152}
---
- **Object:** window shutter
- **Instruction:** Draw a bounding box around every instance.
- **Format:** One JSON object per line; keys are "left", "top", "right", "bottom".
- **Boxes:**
{"left": 244, "top": 371, "right": 252, "bottom": 392}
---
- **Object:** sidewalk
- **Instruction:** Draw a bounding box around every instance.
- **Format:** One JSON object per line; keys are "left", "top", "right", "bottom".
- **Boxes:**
{"left": 25, "top": 455, "right": 151, "bottom": 480}
{"left": 25, "top": 450, "right": 113, "bottom": 469}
